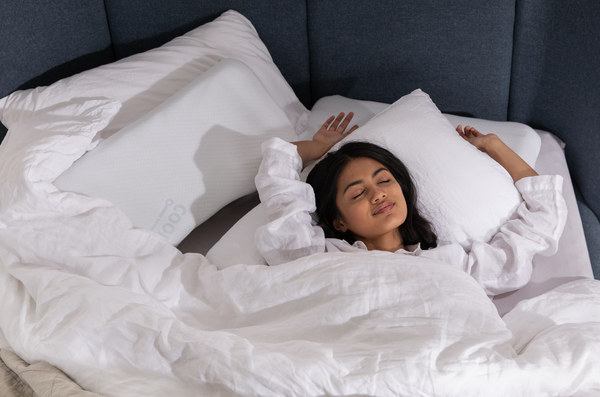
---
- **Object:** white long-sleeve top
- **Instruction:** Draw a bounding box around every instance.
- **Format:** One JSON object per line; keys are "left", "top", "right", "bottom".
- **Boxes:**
{"left": 255, "top": 138, "right": 567, "bottom": 296}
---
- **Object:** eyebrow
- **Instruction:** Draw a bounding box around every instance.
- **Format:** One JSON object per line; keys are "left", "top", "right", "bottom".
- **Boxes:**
{"left": 342, "top": 167, "right": 388, "bottom": 195}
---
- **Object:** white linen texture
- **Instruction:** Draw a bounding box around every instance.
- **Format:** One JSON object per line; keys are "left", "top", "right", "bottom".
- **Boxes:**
{"left": 1, "top": 91, "right": 600, "bottom": 397}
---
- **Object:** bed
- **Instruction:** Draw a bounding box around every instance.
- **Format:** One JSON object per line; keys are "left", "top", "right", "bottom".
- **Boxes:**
{"left": 1, "top": 1, "right": 599, "bottom": 396}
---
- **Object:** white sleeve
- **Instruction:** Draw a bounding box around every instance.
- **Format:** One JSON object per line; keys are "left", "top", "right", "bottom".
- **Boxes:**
{"left": 254, "top": 137, "right": 326, "bottom": 266}
{"left": 420, "top": 174, "right": 568, "bottom": 296}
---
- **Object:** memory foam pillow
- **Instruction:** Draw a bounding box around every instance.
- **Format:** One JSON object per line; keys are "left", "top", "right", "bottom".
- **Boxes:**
{"left": 207, "top": 89, "right": 525, "bottom": 268}
{"left": 0, "top": 10, "right": 309, "bottom": 137}
{"left": 54, "top": 59, "right": 297, "bottom": 245}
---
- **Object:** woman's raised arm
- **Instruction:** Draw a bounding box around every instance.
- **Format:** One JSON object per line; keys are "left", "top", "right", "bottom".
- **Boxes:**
{"left": 293, "top": 112, "right": 358, "bottom": 165}
{"left": 456, "top": 125, "right": 539, "bottom": 183}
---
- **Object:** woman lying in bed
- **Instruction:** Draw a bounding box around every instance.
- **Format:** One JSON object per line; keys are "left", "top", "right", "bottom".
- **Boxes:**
{"left": 255, "top": 112, "right": 566, "bottom": 296}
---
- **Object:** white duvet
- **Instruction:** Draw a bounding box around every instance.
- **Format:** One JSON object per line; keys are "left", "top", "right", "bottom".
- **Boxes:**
{"left": 1, "top": 100, "right": 600, "bottom": 397}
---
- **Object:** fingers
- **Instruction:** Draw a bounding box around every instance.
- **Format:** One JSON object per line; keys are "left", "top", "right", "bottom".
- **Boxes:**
{"left": 321, "top": 115, "right": 336, "bottom": 130}
{"left": 329, "top": 112, "right": 346, "bottom": 130}
{"left": 346, "top": 124, "right": 359, "bottom": 135}
{"left": 456, "top": 124, "right": 482, "bottom": 139}
{"left": 338, "top": 111, "right": 355, "bottom": 132}
{"left": 466, "top": 126, "right": 481, "bottom": 136}
{"left": 321, "top": 112, "right": 358, "bottom": 134}
{"left": 456, "top": 124, "right": 468, "bottom": 141}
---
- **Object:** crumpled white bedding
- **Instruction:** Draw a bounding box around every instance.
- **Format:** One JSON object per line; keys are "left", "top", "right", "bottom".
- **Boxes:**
{"left": 1, "top": 99, "right": 600, "bottom": 397}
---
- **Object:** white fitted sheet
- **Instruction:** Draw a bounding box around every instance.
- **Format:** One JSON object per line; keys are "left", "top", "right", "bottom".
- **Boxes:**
{"left": 492, "top": 130, "right": 593, "bottom": 314}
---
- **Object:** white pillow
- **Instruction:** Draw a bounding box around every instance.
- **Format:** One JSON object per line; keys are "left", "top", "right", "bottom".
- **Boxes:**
{"left": 298, "top": 95, "right": 541, "bottom": 168}
{"left": 296, "top": 95, "right": 389, "bottom": 141}
{"left": 54, "top": 59, "right": 297, "bottom": 245}
{"left": 0, "top": 10, "right": 309, "bottom": 137}
{"left": 304, "top": 89, "right": 522, "bottom": 248}
{"left": 208, "top": 90, "right": 526, "bottom": 266}
{"left": 206, "top": 204, "right": 268, "bottom": 268}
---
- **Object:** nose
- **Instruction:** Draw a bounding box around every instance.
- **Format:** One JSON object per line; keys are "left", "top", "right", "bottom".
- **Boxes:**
{"left": 372, "top": 188, "right": 386, "bottom": 203}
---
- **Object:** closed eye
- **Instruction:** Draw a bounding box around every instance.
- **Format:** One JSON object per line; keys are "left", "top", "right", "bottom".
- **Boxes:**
{"left": 352, "top": 190, "right": 364, "bottom": 200}
{"left": 378, "top": 179, "right": 391, "bottom": 184}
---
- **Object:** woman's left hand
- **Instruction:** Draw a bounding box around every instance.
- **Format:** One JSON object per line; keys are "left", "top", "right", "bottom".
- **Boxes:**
{"left": 456, "top": 125, "right": 498, "bottom": 153}
{"left": 456, "top": 125, "right": 538, "bottom": 183}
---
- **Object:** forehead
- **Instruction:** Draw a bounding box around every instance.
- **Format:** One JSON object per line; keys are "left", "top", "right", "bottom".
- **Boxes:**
{"left": 338, "top": 157, "right": 388, "bottom": 184}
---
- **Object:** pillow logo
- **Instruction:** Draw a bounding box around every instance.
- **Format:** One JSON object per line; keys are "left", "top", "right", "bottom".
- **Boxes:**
{"left": 152, "top": 199, "right": 187, "bottom": 239}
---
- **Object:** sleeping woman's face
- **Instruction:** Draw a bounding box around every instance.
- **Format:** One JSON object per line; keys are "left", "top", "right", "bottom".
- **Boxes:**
{"left": 333, "top": 156, "right": 408, "bottom": 250}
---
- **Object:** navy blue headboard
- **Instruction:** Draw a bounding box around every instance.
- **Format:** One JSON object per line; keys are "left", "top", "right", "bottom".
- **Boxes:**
{"left": 307, "top": 0, "right": 515, "bottom": 121}
{"left": 0, "top": 0, "right": 114, "bottom": 141}
{"left": 0, "top": 0, "right": 114, "bottom": 99}
{"left": 1, "top": 0, "right": 599, "bottom": 274}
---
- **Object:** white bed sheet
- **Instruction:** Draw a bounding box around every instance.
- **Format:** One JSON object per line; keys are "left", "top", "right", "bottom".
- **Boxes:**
{"left": 493, "top": 130, "right": 593, "bottom": 314}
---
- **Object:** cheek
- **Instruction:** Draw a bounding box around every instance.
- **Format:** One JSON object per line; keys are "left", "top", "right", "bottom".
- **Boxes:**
{"left": 335, "top": 197, "right": 359, "bottom": 224}
{"left": 397, "top": 189, "right": 408, "bottom": 215}
{"left": 335, "top": 196, "right": 350, "bottom": 222}
{"left": 338, "top": 201, "right": 373, "bottom": 231}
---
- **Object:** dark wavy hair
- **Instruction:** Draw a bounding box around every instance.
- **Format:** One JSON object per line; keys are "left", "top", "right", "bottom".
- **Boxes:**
{"left": 306, "top": 141, "right": 437, "bottom": 249}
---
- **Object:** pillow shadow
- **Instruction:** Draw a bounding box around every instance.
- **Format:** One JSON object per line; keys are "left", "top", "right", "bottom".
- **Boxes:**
{"left": 190, "top": 125, "right": 270, "bottom": 228}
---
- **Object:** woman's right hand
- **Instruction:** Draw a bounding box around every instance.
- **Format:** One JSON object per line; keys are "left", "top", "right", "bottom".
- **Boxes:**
{"left": 312, "top": 112, "right": 359, "bottom": 150}
{"left": 293, "top": 112, "right": 358, "bottom": 166}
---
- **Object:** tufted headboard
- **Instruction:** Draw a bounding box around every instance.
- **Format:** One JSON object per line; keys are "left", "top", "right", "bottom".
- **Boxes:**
{"left": 1, "top": 0, "right": 598, "bottom": 272}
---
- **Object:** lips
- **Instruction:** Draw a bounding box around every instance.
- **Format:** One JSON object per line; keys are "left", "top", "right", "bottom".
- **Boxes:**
{"left": 373, "top": 201, "right": 394, "bottom": 215}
